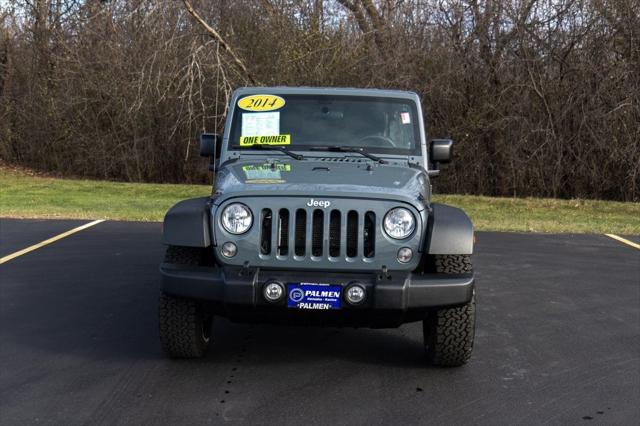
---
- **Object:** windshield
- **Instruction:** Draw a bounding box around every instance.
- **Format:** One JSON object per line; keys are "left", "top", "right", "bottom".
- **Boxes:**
{"left": 228, "top": 94, "right": 421, "bottom": 156}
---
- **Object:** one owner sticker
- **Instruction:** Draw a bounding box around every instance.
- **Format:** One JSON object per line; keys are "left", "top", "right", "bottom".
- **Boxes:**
{"left": 238, "top": 94, "right": 285, "bottom": 112}
{"left": 240, "top": 135, "right": 291, "bottom": 146}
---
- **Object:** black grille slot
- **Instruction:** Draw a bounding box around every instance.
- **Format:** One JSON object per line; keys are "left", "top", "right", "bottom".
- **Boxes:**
{"left": 364, "top": 211, "right": 375, "bottom": 258}
{"left": 329, "top": 210, "right": 341, "bottom": 257}
{"left": 295, "top": 209, "right": 306, "bottom": 256}
{"left": 312, "top": 209, "right": 324, "bottom": 257}
{"left": 278, "top": 209, "right": 289, "bottom": 256}
{"left": 346, "top": 210, "right": 358, "bottom": 257}
{"left": 260, "top": 209, "right": 272, "bottom": 255}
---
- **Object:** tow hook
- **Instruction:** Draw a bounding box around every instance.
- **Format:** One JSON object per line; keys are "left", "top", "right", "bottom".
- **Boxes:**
{"left": 239, "top": 261, "right": 251, "bottom": 276}
{"left": 378, "top": 265, "right": 391, "bottom": 281}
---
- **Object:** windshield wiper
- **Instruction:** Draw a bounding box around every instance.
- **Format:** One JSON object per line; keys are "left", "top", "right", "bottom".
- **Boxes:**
{"left": 310, "top": 146, "right": 387, "bottom": 164}
{"left": 231, "top": 144, "right": 304, "bottom": 160}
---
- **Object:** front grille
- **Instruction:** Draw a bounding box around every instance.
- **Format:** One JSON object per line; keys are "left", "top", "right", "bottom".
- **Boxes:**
{"left": 260, "top": 207, "right": 376, "bottom": 259}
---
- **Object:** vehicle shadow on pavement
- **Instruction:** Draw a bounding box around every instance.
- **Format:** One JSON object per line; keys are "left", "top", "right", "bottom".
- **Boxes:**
{"left": 204, "top": 319, "right": 430, "bottom": 369}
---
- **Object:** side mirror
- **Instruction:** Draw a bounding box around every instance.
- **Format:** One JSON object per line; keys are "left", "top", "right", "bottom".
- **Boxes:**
{"left": 200, "top": 133, "right": 221, "bottom": 158}
{"left": 430, "top": 139, "right": 453, "bottom": 163}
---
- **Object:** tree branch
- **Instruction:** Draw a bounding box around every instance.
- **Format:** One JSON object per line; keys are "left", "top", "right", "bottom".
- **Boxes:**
{"left": 336, "top": 0, "right": 371, "bottom": 35}
{"left": 181, "top": 0, "right": 258, "bottom": 85}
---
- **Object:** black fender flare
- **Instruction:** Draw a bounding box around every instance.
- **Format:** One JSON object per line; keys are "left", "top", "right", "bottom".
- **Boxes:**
{"left": 426, "top": 203, "right": 474, "bottom": 255}
{"left": 162, "top": 197, "right": 212, "bottom": 247}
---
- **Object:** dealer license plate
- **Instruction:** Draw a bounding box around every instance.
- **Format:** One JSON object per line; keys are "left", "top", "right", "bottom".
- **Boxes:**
{"left": 287, "top": 283, "right": 342, "bottom": 310}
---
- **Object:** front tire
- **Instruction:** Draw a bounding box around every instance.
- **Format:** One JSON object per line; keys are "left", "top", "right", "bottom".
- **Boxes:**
{"left": 423, "top": 254, "right": 475, "bottom": 367}
{"left": 159, "top": 246, "right": 213, "bottom": 358}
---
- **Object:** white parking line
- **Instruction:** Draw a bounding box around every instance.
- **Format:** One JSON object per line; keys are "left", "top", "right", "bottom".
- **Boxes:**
{"left": 0, "top": 220, "right": 105, "bottom": 265}
{"left": 604, "top": 234, "right": 640, "bottom": 250}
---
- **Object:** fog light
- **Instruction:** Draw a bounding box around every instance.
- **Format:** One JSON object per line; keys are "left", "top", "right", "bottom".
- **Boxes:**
{"left": 263, "top": 281, "right": 284, "bottom": 302}
{"left": 221, "top": 242, "right": 237, "bottom": 258}
{"left": 397, "top": 247, "right": 413, "bottom": 263}
{"left": 345, "top": 283, "right": 366, "bottom": 305}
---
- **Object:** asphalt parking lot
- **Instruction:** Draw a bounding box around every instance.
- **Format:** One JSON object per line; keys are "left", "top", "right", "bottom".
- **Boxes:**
{"left": 0, "top": 218, "right": 638, "bottom": 425}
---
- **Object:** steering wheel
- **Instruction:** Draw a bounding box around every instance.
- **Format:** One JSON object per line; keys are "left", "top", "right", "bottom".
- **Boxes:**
{"left": 357, "top": 134, "right": 396, "bottom": 148}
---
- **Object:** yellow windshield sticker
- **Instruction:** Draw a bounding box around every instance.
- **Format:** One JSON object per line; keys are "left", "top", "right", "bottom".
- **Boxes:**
{"left": 242, "top": 164, "right": 291, "bottom": 180}
{"left": 238, "top": 95, "right": 285, "bottom": 112}
{"left": 242, "top": 164, "right": 292, "bottom": 172}
{"left": 245, "top": 179, "right": 286, "bottom": 184}
{"left": 240, "top": 134, "right": 290, "bottom": 146}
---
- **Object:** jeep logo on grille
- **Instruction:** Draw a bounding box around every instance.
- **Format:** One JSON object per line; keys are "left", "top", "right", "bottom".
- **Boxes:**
{"left": 306, "top": 198, "right": 331, "bottom": 208}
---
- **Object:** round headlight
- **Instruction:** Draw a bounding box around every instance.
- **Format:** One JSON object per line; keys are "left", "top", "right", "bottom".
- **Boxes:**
{"left": 221, "top": 203, "right": 253, "bottom": 234}
{"left": 384, "top": 208, "right": 415, "bottom": 239}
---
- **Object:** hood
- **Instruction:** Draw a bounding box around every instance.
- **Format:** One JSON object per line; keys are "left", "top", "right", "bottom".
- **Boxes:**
{"left": 213, "top": 157, "right": 429, "bottom": 210}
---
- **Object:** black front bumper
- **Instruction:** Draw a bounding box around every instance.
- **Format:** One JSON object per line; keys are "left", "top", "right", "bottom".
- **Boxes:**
{"left": 160, "top": 263, "right": 474, "bottom": 325}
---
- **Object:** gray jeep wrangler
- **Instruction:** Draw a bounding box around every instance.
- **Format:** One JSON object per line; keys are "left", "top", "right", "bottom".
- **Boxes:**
{"left": 159, "top": 87, "right": 475, "bottom": 366}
